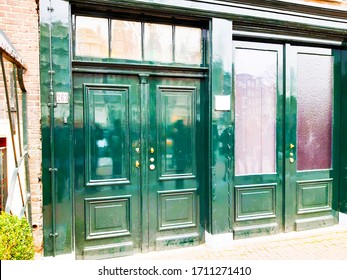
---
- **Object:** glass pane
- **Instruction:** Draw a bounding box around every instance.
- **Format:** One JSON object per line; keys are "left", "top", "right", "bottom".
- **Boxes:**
{"left": 235, "top": 48, "right": 277, "bottom": 175}
{"left": 75, "top": 16, "right": 109, "bottom": 57}
{"left": 175, "top": 26, "right": 202, "bottom": 64}
{"left": 144, "top": 23, "right": 172, "bottom": 62}
{"left": 111, "top": 20, "right": 142, "bottom": 60}
{"left": 89, "top": 89, "right": 128, "bottom": 180}
{"left": 297, "top": 53, "right": 333, "bottom": 171}
{"left": 161, "top": 92, "right": 193, "bottom": 175}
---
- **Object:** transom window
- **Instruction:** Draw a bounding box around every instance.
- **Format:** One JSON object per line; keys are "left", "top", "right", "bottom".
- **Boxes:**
{"left": 73, "top": 15, "right": 203, "bottom": 65}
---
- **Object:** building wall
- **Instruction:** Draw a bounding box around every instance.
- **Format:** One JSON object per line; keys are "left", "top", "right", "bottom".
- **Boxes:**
{"left": 0, "top": 0, "right": 42, "bottom": 254}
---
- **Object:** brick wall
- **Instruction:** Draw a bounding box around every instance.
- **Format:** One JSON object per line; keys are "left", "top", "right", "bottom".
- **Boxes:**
{"left": 0, "top": 0, "right": 42, "bottom": 255}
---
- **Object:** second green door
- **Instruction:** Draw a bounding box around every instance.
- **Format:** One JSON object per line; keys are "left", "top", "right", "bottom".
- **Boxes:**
{"left": 232, "top": 41, "right": 339, "bottom": 238}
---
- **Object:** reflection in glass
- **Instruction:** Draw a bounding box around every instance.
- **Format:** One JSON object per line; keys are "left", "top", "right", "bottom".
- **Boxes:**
{"left": 297, "top": 53, "right": 333, "bottom": 171}
{"left": 111, "top": 20, "right": 142, "bottom": 60}
{"left": 162, "top": 94, "right": 192, "bottom": 174}
{"left": 90, "top": 90, "right": 126, "bottom": 180}
{"left": 175, "top": 26, "right": 202, "bottom": 64}
{"left": 75, "top": 16, "right": 109, "bottom": 57}
{"left": 144, "top": 23, "right": 172, "bottom": 62}
{"left": 235, "top": 48, "right": 277, "bottom": 175}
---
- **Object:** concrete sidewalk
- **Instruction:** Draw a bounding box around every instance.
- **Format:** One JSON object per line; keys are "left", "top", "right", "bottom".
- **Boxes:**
{"left": 119, "top": 216, "right": 347, "bottom": 260}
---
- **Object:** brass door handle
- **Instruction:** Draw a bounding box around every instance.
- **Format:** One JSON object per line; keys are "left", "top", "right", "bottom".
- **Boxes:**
{"left": 135, "top": 160, "right": 140, "bottom": 168}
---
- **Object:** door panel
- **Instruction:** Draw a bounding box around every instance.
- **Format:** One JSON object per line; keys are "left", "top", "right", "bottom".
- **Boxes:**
{"left": 74, "top": 74, "right": 141, "bottom": 259}
{"left": 74, "top": 73, "right": 204, "bottom": 259}
{"left": 285, "top": 47, "right": 338, "bottom": 231}
{"left": 148, "top": 77, "right": 202, "bottom": 250}
{"left": 233, "top": 42, "right": 284, "bottom": 238}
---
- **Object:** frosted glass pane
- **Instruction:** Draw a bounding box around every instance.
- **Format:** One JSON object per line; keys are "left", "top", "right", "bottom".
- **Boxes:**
{"left": 297, "top": 53, "right": 333, "bottom": 171}
{"left": 75, "top": 16, "right": 109, "bottom": 57}
{"left": 111, "top": 20, "right": 142, "bottom": 60}
{"left": 144, "top": 23, "right": 172, "bottom": 62}
{"left": 175, "top": 26, "right": 202, "bottom": 64}
{"left": 235, "top": 48, "right": 277, "bottom": 175}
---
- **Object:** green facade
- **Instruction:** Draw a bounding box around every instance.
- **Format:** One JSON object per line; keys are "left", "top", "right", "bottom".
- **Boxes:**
{"left": 40, "top": 0, "right": 347, "bottom": 258}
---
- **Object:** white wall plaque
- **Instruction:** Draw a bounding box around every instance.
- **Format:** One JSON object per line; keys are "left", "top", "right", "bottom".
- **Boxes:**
{"left": 56, "top": 92, "right": 69, "bottom": 104}
{"left": 215, "top": 95, "right": 231, "bottom": 111}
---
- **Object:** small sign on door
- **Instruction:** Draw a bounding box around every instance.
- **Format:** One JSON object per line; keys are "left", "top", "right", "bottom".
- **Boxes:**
{"left": 56, "top": 92, "right": 69, "bottom": 104}
{"left": 215, "top": 95, "right": 231, "bottom": 111}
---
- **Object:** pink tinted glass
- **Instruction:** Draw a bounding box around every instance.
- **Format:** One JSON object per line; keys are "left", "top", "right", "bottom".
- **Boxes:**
{"left": 235, "top": 48, "right": 277, "bottom": 175}
{"left": 297, "top": 53, "right": 333, "bottom": 171}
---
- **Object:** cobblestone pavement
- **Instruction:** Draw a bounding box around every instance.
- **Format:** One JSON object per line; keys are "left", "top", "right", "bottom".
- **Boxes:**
{"left": 118, "top": 222, "right": 347, "bottom": 260}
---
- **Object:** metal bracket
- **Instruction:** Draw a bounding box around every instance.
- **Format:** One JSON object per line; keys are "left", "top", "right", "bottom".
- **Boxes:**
{"left": 47, "top": 102, "right": 57, "bottom": 108}
{"left": 49, "top": 168, "right": 58, "bottom": 172}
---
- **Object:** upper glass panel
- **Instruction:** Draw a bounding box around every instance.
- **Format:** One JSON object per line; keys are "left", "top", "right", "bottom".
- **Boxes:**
{"left": 175, "top": 26, "right": 202, "bottom": 64}
{"left": 235, "top": 48, "right": 277, "bottom": 175}
{"left": 297, "top": 53, "right": 333, "bottom": 171}
{"left": 88, "top": 88, "right": 129, "bottom": 181}
{"left": 75, "top": 16, "right": 109, "bottom": 57}
{"left": 160, "top": 92, "right": 194, "bottom": 175}
{"left": 74, "top": 15, "right": 203, "bottom": 65}
{"left": 144, "top": 23, "right": 172, "bottom": 63}
{"left": 111, "top": 20, "right": 142, "bottom": 60}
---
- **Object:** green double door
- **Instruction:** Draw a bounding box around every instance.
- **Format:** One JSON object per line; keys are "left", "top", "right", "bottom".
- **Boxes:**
{"left": 74, "top": 72, "right": 204, "bottom": 259}
{"left": 233, "top": 41, "right": 339, "bottom": 238}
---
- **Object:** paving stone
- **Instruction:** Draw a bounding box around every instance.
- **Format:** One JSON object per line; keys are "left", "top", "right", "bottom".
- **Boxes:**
{"left": 118, "top": 224, "right": 347, "bottom": 260}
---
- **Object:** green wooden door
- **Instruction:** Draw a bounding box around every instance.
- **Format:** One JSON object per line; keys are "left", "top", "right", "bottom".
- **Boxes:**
{"left": 73, "top": 72, "right": 204, "bottom": 259}
{"left": 233, "top": 42, "right": 284, "bottom": 238}
{"left": 74, "top": 73, "right": 142, "bottom": 259}
{"left": 284, "top": 46, "right": 339, "bottom": 231}
{"left": 146, "top": 76, "right": 203, "bottom": 250}
{"left": 233, "top": 42, "right": 339, "bottom": 237}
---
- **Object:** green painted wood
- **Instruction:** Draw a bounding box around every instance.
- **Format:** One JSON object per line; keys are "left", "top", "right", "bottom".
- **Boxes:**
{"left": 284, "top": 46, "right": 339, "bottom": 232}
{"left": 73, "top": 73, "right": 142, "bottom": 259}
{"left": 340, "top": 50, "right": 347, "bottom": 214}
{"left": 209, "top": 18, "right": 233, "bottom": 235}
{"left": 40, "top": 0, "right": 347, "bottom": 259}
{"left": 232, "top": 41, "right": 284, "bottom": 238}
{"left": 147, "top": 76, "right": 204, "bottom": 250}
{"left": 40, "top": 0, "right": 73, "bottom": 256}
{"left": 73, "top": 73, "right": 205, "bottom": 259}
